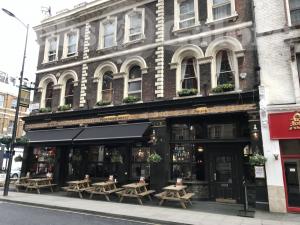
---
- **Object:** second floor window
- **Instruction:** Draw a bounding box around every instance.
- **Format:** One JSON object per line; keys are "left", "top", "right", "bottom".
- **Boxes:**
{"left": 100, "top": 19, "right": 117, "bottom": 49}
{"left": 216, "top": 50, "right": 234, "bottom": 85}
{"left": 128, "top": 66, "right": 142, "bottom": 100}
{"left": 45, "top": 82, "right": 54, "bottom": 108}
{"left": 179, "top": 0, "right": 195, "bottom": 28}
{"left": 289, "top": 0, "right": 300, "bottom": 25}
{"left": 67, "top": 32, "right": 78, "bottom": 57}
{"left": 102, "top": 71, "right": 113, "bottom": 103}
{"left": 212, "top": 0, "right": 231, "bottom": 20}
{"left": 129, "top": 11, "right": 143, "bottom": 41}
{"left": 11, "top": 99, "right": 17, "bottom": 109}
{"left": 0, "top": 95, "right": 4, "bottom": 108}
{"left": 65, "top": 79, "right": 74, "bottom": 107}
{"left": 181, "top": 58, "right": 198, "bottom": 90}
{"left": 47, "top": 37, "right": 58, "bottom": 62}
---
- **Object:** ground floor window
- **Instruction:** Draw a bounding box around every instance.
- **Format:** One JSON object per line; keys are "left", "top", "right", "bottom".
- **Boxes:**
{"left": 29, "top": 147, "right": 56, "bottom": 176}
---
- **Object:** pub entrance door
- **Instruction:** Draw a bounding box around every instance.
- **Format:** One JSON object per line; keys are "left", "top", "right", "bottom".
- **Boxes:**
{"left": 209, "top": 147, "right": 243, "bottom": 203}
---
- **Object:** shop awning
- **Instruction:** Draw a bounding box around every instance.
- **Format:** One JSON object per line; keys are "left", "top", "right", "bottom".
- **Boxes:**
{"left": 26, "top": 127, "right": 84, "bottom": 143}
{"left": 73, "top": 122, "right": 151, "bottom": 142}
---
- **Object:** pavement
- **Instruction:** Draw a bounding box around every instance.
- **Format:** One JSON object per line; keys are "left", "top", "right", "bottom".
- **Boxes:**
{"left": 0, "top": 190, "right": 300, "bottom": 225}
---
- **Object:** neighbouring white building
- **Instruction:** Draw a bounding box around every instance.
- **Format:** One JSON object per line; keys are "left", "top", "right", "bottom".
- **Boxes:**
{"left": 254, "top": 0, "right": 300, "bottom": 213}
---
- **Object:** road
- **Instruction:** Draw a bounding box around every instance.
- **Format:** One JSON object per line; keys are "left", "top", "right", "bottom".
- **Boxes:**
{"left": 0, "top": 202, "right": 164, "bottom": 225}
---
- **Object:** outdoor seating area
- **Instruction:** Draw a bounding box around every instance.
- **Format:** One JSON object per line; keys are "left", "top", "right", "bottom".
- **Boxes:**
{"left": 61, "top": 178, "right": 91, "bottom": 199}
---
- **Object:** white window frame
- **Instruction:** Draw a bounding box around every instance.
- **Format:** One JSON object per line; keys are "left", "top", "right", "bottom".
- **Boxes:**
{"left": 286, "top": 0, "right": 300, "bottom": 26}
{"left": 98, "top": 17, "right": 117, "bottom": 50}
{"left": 124, "top": 8, "right": 145, "bottom": 44}
{"left": 206, "top": 0, "right": 237, "bottom": 24}
{"left": 62, "top": 29, "right": 79, "bottom": 59}
{"left": 180, "top": 57, "right": 200, "bottom": 92}
{"left": 174, "top": 0, "right": 199, "bottom": 31}
{"left": 128, "top": 67, "right": 143, "bottom": 99}
{"left": 0, "top": 95, "right": 4, "bottom": 108}
{"left": 43, "top": 35, "right": 59, "bottom": 63}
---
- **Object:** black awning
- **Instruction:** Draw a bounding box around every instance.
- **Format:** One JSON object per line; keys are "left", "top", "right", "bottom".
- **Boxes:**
{"left": 26, "top": 127, "right": 84, "bottom": 143}
{"left": 73, "top": 122, "right": 151, "bottom": 142}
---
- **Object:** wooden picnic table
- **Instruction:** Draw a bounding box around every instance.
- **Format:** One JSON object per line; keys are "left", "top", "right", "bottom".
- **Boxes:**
{"left": 117, "top": 182, "right": 155, "bottom": 205}
{"left": 86, "top": 181, "right": 123, "bottom": 201}
{"left": 62, "top": 179, "right": 91, "bottom": 199}
{"left": 14, "top": 177, "right": 29, "bottom": 192}
{"left": 155, "top": 185, "right": 194, "bottom": 209}
{"left": 25, "top": 178, "right": 56, "bottom": 194}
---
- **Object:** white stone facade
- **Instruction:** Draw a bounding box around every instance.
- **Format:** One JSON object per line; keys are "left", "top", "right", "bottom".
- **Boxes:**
{"left": 254, "top": 0, "right": 300, "bottom": 213}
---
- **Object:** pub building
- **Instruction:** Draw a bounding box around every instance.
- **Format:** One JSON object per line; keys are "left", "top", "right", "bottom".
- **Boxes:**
{"left": 22, "top": 0, "right": 268, "bottom": 208}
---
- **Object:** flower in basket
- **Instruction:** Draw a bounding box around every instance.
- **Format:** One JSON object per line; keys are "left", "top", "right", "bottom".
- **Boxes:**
{"left": 147, "top": 153, "right": 162, "bottom": 164}
{"left": 249, "top": 153, "right": 267, "bottom": 166}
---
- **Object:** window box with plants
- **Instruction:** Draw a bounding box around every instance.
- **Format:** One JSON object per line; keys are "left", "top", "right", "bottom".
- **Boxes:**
{"left": 178, "top": 89, "right": 198, "bottom": 97}
{"left": 123, "top": 96, "right": 140, "bottom": 104}
{"left": 58, "top": 104, "right": 72, "bottom": 112}
{"left": 211, "top": 83, "right": 235, "bottom": 94}
{"left": 38, "top": 107, "right": 52, "bottom": 113}
{"left": 95, "top": 100, "right": 112, "bottom": 107}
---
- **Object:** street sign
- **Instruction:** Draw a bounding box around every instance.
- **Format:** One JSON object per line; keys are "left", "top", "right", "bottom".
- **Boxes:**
{"left": 20, "top": 89, "right": 30, "bottom": 108}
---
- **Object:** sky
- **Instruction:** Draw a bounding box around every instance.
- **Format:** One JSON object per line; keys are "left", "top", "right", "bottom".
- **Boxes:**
{"left": 0, "top": 0, "right": 91, "bottom": 83}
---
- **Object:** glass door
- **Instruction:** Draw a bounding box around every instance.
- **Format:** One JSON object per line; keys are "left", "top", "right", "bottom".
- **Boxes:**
{"left": 284, "top": 159, "right": 300, "bottom": 209}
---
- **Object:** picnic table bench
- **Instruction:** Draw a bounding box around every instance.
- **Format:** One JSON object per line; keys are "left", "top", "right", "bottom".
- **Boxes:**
{"left": 116, "top": 183, "right": 155, "bottom": 205}
{"left": 62, "top": 179, "right": 91, "bottom": 199}
{"left": 85, "top": 181, "right": 123, "bottom": 201}
{"left": 155, "top": 185, "right": 194, "bottom": 209}
{"left": 14, "top": 177, "right": 29, "bottom": 192}
{"left": 25, "top": 178, "right": 56, "bottom": 194}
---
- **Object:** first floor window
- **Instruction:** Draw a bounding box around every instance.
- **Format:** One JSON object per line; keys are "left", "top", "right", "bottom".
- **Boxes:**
{"left": 179, "top": 0, "right": 195, "bottom": 28}
{"left": 212, "top": 0, "right": 231, "bottom": 20}
{"left": 181, "top": 57, "right": 198, "bottom": 90}
{"left": 30, "top": 147, "right": 56, "bottom": 176}
{"left": 128, "top": 66, "right": 142, "bottom": 99}
{"left": 216, "top": 50, "right": 235, "bottom": 85}
{"left": 101, "top": 20, "right": 116, "bottom": 49}
{"left": 171, "top": 143, "right": 205, "bottom": 181}
{"left": 102, "top": 71, "right": 113, "bottom": 103}
{"left": 67, "top": 32, "right": 78, "bottom": 57}
{"left": 47, "top": 37, "right": 58, "bottom": 62}
{"left": 207, "top": 124, "right": 236, "bottom": 139}
{"left": 290, "top": 0, "right": 300, "bottom": 25}
{"left": 64, "top": 79, "right": 74, "bottom": 107}
{"left": 131, "top": 147, "right": 150, "bottom": 179}
{"left": 129, "top": 11, "right": 143, "bottom": 41}
{"left": 0, "top": 95, "right": 4, "bottom": 108}
{"left": 45, "top": 82, "right": 54, "bottom": 108}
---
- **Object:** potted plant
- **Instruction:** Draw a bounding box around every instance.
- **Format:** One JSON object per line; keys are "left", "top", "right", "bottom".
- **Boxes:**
{"left": 178, "top": 89, "right": 198, "bottom": 97}
{"left": 58, "top": 104, "right": 72, "bottom": 111}
{"left": 38, "top": 107, "right": 52, "bottom": 113}
{"left": 147, "top": 153, "right": 162, "bottom": 164}
{"left": 14, "top": 154, "right": 23, "bottom": 162}
{"left": 16, "top": 136, "right": 28, "bottom": 146}
{"left": 249, "top": 153, "right": 267, "bottom": 166}
{"left": 211, "top": 83, "right": 235, "bottom": 93}
{"left": 95, "top": 100, "right": 111, "bottom": 107}
{"left": 123, "top": 96, "right": 140, "bottom": 104}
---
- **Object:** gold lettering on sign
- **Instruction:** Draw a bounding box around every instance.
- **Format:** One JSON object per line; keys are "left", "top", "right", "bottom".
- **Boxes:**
{"left": 289, "top": 113, "right": 300, "bottom": 130}
{"left": 195, "top": 107, "right": 208, "bottom": 113}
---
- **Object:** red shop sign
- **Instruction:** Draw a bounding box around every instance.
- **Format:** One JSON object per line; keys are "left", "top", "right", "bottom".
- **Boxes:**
{"left": 269, "top": 112, "right": 300, "bottom": 139}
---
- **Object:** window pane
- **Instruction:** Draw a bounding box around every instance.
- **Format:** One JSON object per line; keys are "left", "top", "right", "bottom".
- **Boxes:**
{"left": 172, "top": 144, "right": 191, "bottom": 163}
{"left": 11, "top": 99, "right": 17, "bottom": 109}
{"left": 102, "top": 72, "right": 113, "bottom": 90}
{"left": 213, "top": 3, "right": 231, "bottom": 20}
{"left": 208, "top": 124, "right": 236, "bottom": 139}
{"left": 291, "top": 9, "right": 300, "bottom": 25}
{"left": 181, "top": 58, "right": 197, "bottom": 89}
{"left": 290, "top": 0, "right": 300, "bottom": 9}
{"left": 67, "top": 33, "right": 77, "bottom": 54}
{"left": 179, "top": 0, "right": 195, "bottom": 28}
{"left": 171, "top": 124, "right": 189, "bottom": 140}
{"left": 65, "top": 79, "right": 74, "bottom": 107}
{"left": 193, "top": 144, "right": 205, "bottom": 181}
{"left": 104, "top": 35, "right": 114, "bottom": 48}
{"left": 172, "top": 164, "right": 192, "bottom": 180}
{"left": 217, "top": 50, "right": 234, "bottom": 85}
{"left": 128, "top": 81, "right": 141, "bottom": 92}
{"left": 129, "top": 66, "right": 142, "bottom": 79}
{"left": 130, "top": 13, "right": 142, "bottom": 34}
{"left": 7, "top": 121, "right": 14, "bottom": 135}
{"left": 128, "top": 92, "right": 141, "bottom": 99}
{"left": 280, "top": 140, "right": 300, "bottom": 155}
{"left": 213, "top": 0, "right": 230, "bottom": 5}
{"left": 103, "top": 21, "right": 115, "bottom": 48}
{"left": 180, "top": 0, "right": 194, "bottom": 15}
{"left": 0, "top": 95, "right": 4, "bottom": 107}
{"left": 179, "top": 19, "right": 195, "bottom": 29}
{"left": 45, "top": 82, "right": 53, "bottom": 108}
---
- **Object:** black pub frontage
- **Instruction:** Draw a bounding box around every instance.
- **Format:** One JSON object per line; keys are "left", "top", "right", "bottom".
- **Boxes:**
{"left": 22, "top": 91, "right": 267, "bottom": 206}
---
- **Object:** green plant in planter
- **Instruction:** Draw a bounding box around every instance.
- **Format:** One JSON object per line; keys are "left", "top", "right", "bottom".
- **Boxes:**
{"left": 58, "top": 104, "right": 72, "bottom": 111}
{"left": 123, "top": 96, "right": 140, "bottom": 104}
{"left": 249, "top": 153, "right": 267, "bottom": 166}
{"left": 95, "top": 100, "right": 111, "bottom": 107}
{"left": 16, "top": 136, "right": 28, "bottom": 145}
{"left": 178, "top": 89, "right": 198, "bottom": 97}
{"left": 39, "top": 107, "right": 52, "bottom": 113}
{"left": 14, "top": 154, "right": 23, "bottom": 162}
{"left": 211, "top": 83, "right": 235, "bottom": 93}
{"left": 0, "top": 136, "right": 12, "bottom": 149}
{"left": 147, "top": 153, "right": 162, "bottom": 164}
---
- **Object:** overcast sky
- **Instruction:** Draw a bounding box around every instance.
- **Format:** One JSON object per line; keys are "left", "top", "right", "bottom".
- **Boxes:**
{"left": 0, "top": 0, "right": 90, "bottom": 83}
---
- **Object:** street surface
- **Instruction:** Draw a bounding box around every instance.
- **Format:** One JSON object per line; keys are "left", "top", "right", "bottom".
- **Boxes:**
{"left": 0, "top": 202, "right": 162, "bottom": 225}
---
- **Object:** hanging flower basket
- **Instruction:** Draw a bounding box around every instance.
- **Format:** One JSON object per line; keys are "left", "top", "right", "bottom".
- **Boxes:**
{"left": 147, "top": 153, "right": 162, "bottom": 164}
{"left": 249, "top": 153, "right": 267, "bottom": 166}
{"left": 14, "top": 155, "right": 23, "bottom": 162}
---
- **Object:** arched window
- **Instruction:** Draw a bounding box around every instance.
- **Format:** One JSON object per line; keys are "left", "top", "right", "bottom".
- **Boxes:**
{"left": 45, "top": 82, "right": 54, "bottom": 108}
{"left": 128, "top": 65, "right": 142, "bottom": 99}
{"left": 102, "top": 71, "right": 113, "bottom": 102}
{"left": 181, "top": 57, "right": 198, "bottom": 90}
{"left": 64, "top": 79, "right": 74, "bottom": 107}
{"left": 215, "top": 50, "right": 234, "bottom": 85}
